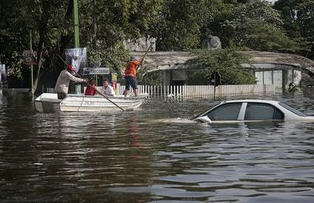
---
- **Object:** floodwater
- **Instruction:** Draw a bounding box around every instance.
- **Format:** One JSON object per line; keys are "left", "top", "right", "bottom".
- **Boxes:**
{"left": 1, "top": 90, "right": 314, "bottom": 202}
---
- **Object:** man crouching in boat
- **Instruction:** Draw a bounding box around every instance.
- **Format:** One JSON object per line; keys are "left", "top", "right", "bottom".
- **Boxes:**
{"left": 55, "top": 64, "right": 87, "bottom": 99}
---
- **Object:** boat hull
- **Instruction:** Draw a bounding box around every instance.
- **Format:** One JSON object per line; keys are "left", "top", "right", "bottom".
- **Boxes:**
{"left": 35, "top": 93, "right": 146, "bottom": 113}
{"left": 35, "top": 93, "right": 61, "bottom": 113}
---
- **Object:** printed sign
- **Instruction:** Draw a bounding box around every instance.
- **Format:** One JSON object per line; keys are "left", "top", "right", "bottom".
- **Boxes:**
{"left": 22, "top": 50, "right": 37, "bottom": 65}
{"left": 83, "top": 67, "right": 110, "bottom": 75}
{"left": 65, "top": 48, "right": 87, "bottom": 72}
{"left": 0, "top": 64, "right": 8, "bottom": 88}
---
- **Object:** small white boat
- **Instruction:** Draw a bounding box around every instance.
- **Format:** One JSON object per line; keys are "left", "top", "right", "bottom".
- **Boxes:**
{"left": 35, "top": 93, "right": 147, "bottom": 113}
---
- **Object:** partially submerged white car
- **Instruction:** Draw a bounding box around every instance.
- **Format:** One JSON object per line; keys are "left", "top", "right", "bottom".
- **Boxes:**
{"left": 194, "top": 99, "right": 314, "bottom": 123}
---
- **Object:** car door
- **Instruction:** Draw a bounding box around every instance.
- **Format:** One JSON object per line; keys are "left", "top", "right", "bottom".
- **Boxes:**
{"left": 205, "top": 102, "right": 244, "bottom": 123}
{"left": 243, "top": 102, "right": 284, "bottom": 122}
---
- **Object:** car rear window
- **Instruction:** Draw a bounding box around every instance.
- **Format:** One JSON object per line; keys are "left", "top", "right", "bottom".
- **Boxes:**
{"left": 245, "top": 103, "right": 284, "bottom": 120}
{"left": 279, "top": 102, "right": 305, "bottom": 117}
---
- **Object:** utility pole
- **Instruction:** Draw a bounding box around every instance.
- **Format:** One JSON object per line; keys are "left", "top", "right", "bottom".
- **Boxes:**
{"left": 30, "top": 30, "right": 34, "bottom": 97}
{"left": 73, "top": 0, "right": 81, "bottom": 94}
{"left": 93, "top": 0, "right": 97, "bottom": 48}
{"left": 73, "top": 0, "right": 80, "bottom": 48}
{"left": 93, "top": 0, "right": 98, "bottom": 85}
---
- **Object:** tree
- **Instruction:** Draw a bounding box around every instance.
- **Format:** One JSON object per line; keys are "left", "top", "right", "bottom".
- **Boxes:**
{"left": 152, "top": 0, "right": 222, "bottom": 51}
{"left": 0, "top": 0, "right": 163, "bottom": 90}
{"left": 0, "top": 0, "right": 74, "bottom": 89}
{"left": 2, "top": 0, "right": 311, "bottom": 89}
{"left": 223, "top": 0, "right": 299, "bottom": 52}
{"left": 0, "top": 0, "right": 29, "bottom": 83}
{"left": 201, "top": 0, "right": 234, "bottom": 48}
{"left": 274, "top": 0, "right": 314, "bottom": 58}
{"left": 185, "top": 49, "right": 256, "bottom": 85}
{"left": 79, "top": 0, "right": 163, "bottom": 78}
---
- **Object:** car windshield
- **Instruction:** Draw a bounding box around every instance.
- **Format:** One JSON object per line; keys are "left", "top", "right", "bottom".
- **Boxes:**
{"left": 279, "top": 102, "right": 305, "bottom": 117}
{"left": 191, "top": 101, "right": 221, "bottom": 120}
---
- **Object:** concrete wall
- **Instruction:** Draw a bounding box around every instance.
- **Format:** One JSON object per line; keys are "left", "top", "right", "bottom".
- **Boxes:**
{"left": 255, "top": 69, "right": 302, "bottom": 92}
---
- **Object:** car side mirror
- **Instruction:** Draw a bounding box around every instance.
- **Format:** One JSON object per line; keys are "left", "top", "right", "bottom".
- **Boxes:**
{"left": 196, "top": 116, "right": 212, "bottom": 123}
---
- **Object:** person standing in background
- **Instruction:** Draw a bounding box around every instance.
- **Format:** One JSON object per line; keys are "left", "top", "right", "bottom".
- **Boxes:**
{"left": 122, "top": 56, "right": 143, "bottom": 97}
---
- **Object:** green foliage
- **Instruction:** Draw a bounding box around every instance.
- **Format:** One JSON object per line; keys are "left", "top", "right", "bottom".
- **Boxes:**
{"left": 201, "top": 1, "right": 234, "bottom": 47}
{"left": 0, "top": 0, "right": 163, "bottom": 88}
{"left": 0, "top": 0, "right": 29, "bottom": 78}
{"left": 137, "top": 71, "right": 162, "bottom": 85}
{"left": 185, "top": 49, "right": 256, "bottom": 85}
{"left": 1, "top": 0, "right": 314, "bottom": 88}
{"left": 88, "top": 42, "right": 129, "bottom": 80}
{"left": 79, "top": 0, "right": 163, "bottom": 48}
{"left": 274, "top": 0, "right": 314, "bottom": 58}
{"left": 1, "top": 0, "right": 71, "bottom": 79}
{"left": 223, "top": 0, "right": 300, "bottom": 52}
{"left": 152, "top": 0, "right": 221, "bottom": 50}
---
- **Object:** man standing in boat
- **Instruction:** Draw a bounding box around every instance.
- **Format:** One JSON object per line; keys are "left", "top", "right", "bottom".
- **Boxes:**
{"left": 122, "top": 56, "right": 143, "bottom": 97}
{"left": 55, "top": 64, "right": 87, "bottom": 99}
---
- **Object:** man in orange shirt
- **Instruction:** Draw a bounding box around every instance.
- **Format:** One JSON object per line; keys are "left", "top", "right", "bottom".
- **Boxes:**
{"left": 123, "top": 56, "right": 143, "bottom": 97}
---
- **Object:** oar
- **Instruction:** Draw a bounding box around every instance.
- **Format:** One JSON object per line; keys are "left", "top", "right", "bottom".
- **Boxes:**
{"left": 137, "top": 43, "right": 153, "bottom": 72}
{"left": 80, "top": 76, "right": 125, "bottom": 111}
{"left": 57, "top": 54, "right": 125, "bottom": 111}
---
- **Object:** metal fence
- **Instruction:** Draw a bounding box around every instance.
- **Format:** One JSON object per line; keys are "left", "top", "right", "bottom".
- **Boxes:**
{"left": 47, "top": 84, "right": 274, "bottom": 98}
{"left": 117, "top": 84, "right": 274, "bottom": 98}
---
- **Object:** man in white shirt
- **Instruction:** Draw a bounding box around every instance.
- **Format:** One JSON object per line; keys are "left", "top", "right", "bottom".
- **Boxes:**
{"left": 54, "top": 64, "right": 87, "bottom": 99}
{"left": 102, "top": 79, "right": 115, "bottom": 96}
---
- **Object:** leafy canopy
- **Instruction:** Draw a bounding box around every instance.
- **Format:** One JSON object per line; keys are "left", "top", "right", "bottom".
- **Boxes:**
{"left": 185, "top": 49, "right": 256, "bottom": 85}
{"left": 222, "top": 0, "right": 300, "bottom": 52}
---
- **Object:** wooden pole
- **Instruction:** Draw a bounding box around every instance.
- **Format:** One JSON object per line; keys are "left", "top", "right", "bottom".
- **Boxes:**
{"left": 30, "top": 30, "right": 34, "bottom": 97}
{"left": 73, "top": 0, "right": 80, "bottom": 48}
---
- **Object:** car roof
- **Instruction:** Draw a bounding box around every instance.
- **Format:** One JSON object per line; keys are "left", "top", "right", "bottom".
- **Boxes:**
{"left": 221, "top": 99, "right": 279, "bottom": 105}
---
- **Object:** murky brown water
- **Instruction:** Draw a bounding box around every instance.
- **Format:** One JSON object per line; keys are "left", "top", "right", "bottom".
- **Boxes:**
{"left": 1, "top": 90, "right": 314, "bottom": 202}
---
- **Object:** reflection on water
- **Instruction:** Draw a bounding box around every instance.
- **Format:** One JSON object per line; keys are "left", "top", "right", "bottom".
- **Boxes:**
{"left": 0, "top": 91, "right": 314, "bottom": 202}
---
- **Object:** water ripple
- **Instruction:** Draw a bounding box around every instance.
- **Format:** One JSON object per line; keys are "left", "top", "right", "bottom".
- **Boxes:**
{"left": 0, "top": 92, "right": 314, "bottom": 202}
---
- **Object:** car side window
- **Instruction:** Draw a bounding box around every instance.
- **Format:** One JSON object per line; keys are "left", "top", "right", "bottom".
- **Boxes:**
{"left": 245, "top": 103, "right": 284, "bottom": 120}
{"left": 206, "top": 103, "right": 242, "bottom": 121}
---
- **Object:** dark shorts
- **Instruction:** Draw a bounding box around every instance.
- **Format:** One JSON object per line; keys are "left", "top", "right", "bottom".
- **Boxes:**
{"left": 57, "top": 92, "right": 67, "bottom": 100}
{"left": 125, "top": 76, "right": 137, "bottom": 90}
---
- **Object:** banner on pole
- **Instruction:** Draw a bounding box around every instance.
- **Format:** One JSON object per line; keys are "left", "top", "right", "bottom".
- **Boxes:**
{"left": 65, "top": 48, "right": 87, "bottom": 73}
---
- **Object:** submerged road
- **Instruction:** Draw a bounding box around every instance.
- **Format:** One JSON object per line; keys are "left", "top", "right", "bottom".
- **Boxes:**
{"left": 0, "top": 90, "right": 314, "bottom": 202}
